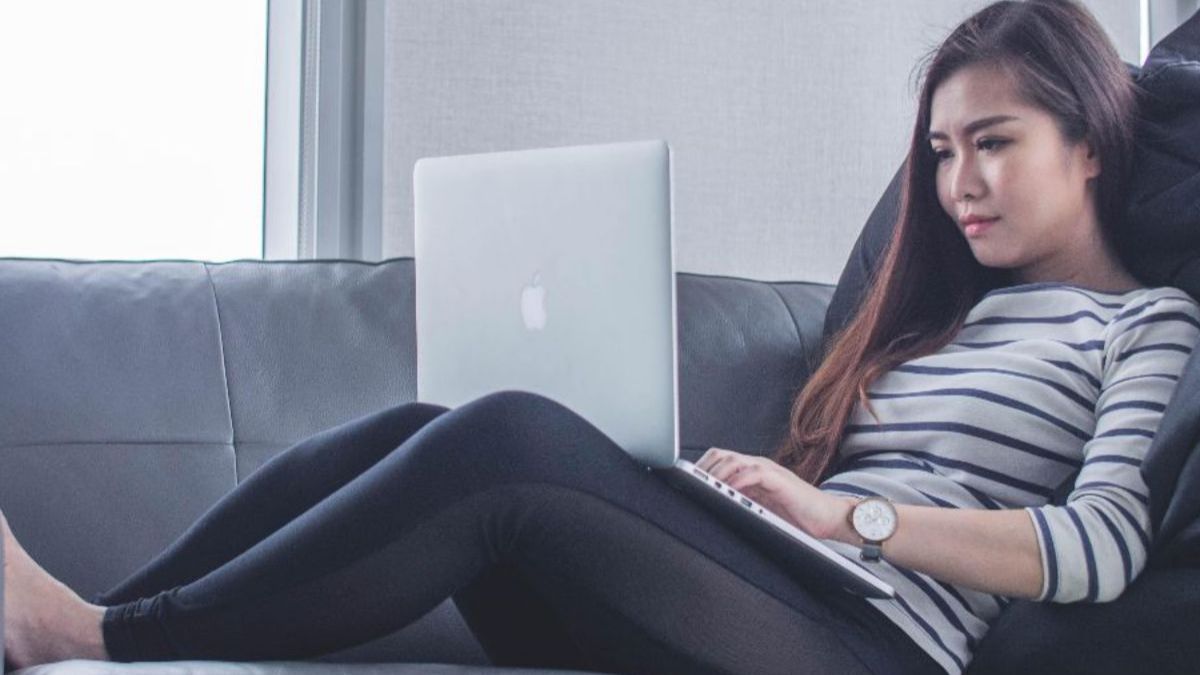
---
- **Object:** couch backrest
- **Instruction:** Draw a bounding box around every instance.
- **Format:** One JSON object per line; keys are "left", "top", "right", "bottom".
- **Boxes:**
{"left": 0, "top": 257, "right": 831, "bottom": 597}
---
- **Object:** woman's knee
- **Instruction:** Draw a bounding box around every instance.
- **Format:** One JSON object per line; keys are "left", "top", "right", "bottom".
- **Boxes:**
{"left": 436, "top": 390, "right": 628, "bottom": 471}
{"left": 458, "top": 389, "right": 563, "bottom": 423}
{"left": 280, "top": 400, "right": 450, "bottom": 468}
{"left": 457, "top": 391, "right": 601, "bottom": 445}
{"left": 377, "top": 399, "right": 452, "bottom": 432}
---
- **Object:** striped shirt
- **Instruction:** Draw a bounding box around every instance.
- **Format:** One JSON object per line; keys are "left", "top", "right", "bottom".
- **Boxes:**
{"left": 816, "top": 282, "right": 1200, "bottom": 675}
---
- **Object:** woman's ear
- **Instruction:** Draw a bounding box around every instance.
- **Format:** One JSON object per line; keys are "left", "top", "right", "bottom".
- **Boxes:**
{"left": 1082, "top": 138, "right": 1102, "bottom": 180}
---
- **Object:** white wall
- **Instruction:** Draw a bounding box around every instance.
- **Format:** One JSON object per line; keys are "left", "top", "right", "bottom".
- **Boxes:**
{"left": 381, "top": 0, "right": 1140, "bottom": 283}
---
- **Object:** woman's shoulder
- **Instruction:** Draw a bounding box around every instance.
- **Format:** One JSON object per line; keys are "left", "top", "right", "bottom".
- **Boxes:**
{"left": 1107, "top": 285, "right": 1200, "bottom": 322}
{"left": 961, "top": 283, "right": 1199, "bottom": 343}
{"left": 977, "top": 281, "right": 1196, "bottom": 314}
{"left": 1100, "top": 285, "right": 1200, "bottom": 356}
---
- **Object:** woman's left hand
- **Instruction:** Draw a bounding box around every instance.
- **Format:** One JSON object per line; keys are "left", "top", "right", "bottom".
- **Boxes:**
{"left": 695, "top": 447, "right": 850, "bottom": 540}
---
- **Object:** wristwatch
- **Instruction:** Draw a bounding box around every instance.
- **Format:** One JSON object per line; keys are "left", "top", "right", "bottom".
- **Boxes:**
{"left": 848, "top": 496, "right": 898, "bottom": 562}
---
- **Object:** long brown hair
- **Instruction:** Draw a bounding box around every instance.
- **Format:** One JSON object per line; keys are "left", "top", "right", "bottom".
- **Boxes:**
{"left": 771, "top": 0, "right": 1139, "bottom": 484}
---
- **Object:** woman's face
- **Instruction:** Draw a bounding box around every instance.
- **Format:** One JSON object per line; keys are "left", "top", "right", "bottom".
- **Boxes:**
{"left": 928, "top": 63, "right": 1101, "bottom": 284}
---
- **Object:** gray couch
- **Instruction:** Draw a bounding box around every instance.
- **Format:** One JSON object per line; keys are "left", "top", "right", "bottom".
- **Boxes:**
{"left": 10, "top": 255, "right": 1200, "bottom": 675}
{"left": 0, "top": 257, "right": 832, "bottom": 674}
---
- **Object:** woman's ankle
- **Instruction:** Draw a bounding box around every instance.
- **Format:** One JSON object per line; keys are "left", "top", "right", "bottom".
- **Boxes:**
{"left": 73, "top": 603, "right": 111, "bottom": 662}
{"left": 2, "top": 514, "right": 111, "bottom": 666}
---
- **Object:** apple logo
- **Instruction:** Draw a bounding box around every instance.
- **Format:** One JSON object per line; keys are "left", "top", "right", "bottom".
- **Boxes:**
{"left": 521, "top": 272, "right": 547, "bottom": 331}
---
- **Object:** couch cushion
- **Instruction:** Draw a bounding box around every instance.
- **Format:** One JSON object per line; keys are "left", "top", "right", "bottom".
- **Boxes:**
{"left": 205, "top": 259, "right": 415, "bottom": 479}
{"left": 0, "top": 258, "right": 488, "bottom": 667}
{"left": 0, "top": 260, "right": 233, "bottom": 447}
{"left": 821, "top": 166, "right": 903, "bottom": 344}
{"left": 0, "top": 442, "right": 235, "bottom": 602}
{"left": 0, "top": 259, "right": 237, "bottom": 598}
{"left": 1120, "top": 10, "right": 1200, "bottom": 299}
{"left": 675, "top": 272, "right": 832, "bottom": 460}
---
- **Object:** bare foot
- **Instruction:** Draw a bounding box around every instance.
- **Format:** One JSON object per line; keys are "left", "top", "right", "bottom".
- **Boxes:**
{"left": 2, "top": 511, "right": 110, "bottom": 668}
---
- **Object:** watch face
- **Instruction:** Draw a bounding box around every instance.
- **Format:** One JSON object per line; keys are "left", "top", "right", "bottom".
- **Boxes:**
{"left": 852, "top": 499, "right": 897, "bottom": 541}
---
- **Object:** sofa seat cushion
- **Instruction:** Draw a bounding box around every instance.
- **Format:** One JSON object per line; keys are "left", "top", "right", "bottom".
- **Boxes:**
{"left": 14, "top": 660, "right": 600, "bottom": 675}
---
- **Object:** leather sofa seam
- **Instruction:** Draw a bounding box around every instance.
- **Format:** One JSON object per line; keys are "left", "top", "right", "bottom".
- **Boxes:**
{"left": 765, "top": 283, "right": 807, "bottom": 364}
{"left": 203, "top": 263, "right": 238, "bottom": 481}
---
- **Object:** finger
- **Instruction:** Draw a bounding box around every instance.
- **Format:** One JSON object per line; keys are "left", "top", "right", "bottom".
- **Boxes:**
{"left": 725, "top": 462, "right": 762, "bottom": 490}
{"left": 711, "top": 455, "right": 746, "bottom": 482}
{"left": 696, "top": 447, "right": 723, "bottom": 471}
{"left": 700, "top": 451, "right": 729, "bottom": 478}
{"left": 703, "top": 450, "right": 734, "bottom": 475}
{"left": 705, "top": 453, "right": 733, "bottom": 477}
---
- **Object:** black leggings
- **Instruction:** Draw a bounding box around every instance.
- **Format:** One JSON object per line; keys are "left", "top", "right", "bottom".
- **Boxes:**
{"left": 94, "top": 390, "right": 941, "bottom": 675}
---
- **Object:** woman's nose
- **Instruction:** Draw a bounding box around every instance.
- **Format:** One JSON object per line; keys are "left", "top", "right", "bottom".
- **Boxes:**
{"left": 948, "top": 154, "right": 985, "bottom": 204}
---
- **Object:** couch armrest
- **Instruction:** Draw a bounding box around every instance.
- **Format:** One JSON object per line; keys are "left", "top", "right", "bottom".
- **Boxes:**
{"left": 1, "top": 514, "right": 6, "bottom": 671}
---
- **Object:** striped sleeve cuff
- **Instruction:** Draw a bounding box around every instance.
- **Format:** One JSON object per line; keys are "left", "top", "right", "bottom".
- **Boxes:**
{"left": 1025, "top": 499, "right": 1146, "bottom": 603}
{"left": 1025, "top": 507, "right": 1055, "bottom": 602}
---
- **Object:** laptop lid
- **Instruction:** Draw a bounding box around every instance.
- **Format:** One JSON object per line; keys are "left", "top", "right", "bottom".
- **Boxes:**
{"left": 413, "top": 139, "right": 678, "bottom": 468}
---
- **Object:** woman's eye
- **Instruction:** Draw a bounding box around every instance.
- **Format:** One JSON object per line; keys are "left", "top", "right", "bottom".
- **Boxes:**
{"left": 977, "top": 138, "right": 1008, "bottom": 152}
{"left": 932, "top": 148, "right": 952, "bottom": 162}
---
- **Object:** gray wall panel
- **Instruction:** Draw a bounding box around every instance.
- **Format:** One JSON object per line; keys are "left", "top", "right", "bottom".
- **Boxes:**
{"left": 1088, "top": 0, "right": 1141, "bottom": 64}
{"left": 382, "top": 1, "right": 1139, "bottom": 284}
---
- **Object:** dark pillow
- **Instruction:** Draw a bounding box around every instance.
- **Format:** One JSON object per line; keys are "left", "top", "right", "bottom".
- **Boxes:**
{"left": 823, "top": 8, "right": 1200, "bottom": 343}
{"left": 822, "top": 164, "right": 903, "bottom": 344}
{"left": 966, "top": 567, "right": 1200, "bottom": 674}
{"left": 1122, "top": 11, "right": 1200, "bottom": 296}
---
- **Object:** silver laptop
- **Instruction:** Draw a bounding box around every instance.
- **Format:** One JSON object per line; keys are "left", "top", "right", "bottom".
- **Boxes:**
{"left": 413, "top": 139, "right": 894, "bottom": 599}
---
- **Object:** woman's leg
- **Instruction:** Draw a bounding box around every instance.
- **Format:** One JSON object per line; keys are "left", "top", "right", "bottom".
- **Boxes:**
{"left": 21, "top": 390, "right": 939, "bottom": 674}
{"left": 94, "top": 401, "right": 451, "bottom": 605}
{"left": 451, "top": 486, "right": 940, "bottom": 675}
{"left": 448, "top": 485, "right": 931, "bottom": 675}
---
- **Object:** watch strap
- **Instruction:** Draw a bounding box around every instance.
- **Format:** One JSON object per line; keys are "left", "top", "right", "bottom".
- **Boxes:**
{"left": 859, "top": 541, "right": 884, "bottom": 562}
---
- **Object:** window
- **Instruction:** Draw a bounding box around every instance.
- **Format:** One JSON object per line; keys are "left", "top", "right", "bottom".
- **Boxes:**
{"left": 0, "top": 1, "right": 267, "bottom": 261}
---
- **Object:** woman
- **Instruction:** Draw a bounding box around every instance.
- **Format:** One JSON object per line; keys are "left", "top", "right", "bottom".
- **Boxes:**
{"left": 6, "top": 1, "right": 1198, "bottom": 673}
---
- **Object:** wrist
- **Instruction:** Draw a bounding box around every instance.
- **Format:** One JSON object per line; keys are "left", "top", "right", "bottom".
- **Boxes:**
{"left": 823, "top": 497, "right": 859, "bottom": 543}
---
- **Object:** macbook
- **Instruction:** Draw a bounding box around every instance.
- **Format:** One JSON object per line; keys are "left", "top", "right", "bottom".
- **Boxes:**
{"left": 413, "top": 139, "right": 894, "bottom": 599}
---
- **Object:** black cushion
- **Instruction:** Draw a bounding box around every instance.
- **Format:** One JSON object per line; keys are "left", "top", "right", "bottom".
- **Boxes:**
{"left": 1121, "top": 11, "right": 1200, "bottom": 298}
{"left": 967, "top": 567, "right": 1200, "bottom": 675}
{"left": 822, "top": 164, "right": 903, "bottom": 344}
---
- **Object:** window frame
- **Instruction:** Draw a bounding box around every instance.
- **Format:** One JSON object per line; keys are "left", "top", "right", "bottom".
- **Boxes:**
{"left": 264, "top": 0, "right": 384, "bottom": 261}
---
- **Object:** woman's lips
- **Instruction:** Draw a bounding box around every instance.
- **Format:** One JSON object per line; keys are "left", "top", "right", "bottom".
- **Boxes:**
{"left": 964, "top": 217, "right": 998, "bottom": 237}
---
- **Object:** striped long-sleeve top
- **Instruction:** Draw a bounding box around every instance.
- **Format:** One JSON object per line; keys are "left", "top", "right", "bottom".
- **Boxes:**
{"left": 816, "top": 281, "right": 1200, "bottom": 675}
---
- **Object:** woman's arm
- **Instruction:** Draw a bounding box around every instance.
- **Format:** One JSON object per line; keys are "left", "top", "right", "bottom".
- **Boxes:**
{"left": 696, "top": 448, "right": 1045, "bottom": 600}
{"left": 822, "top": 497, "right": 1044, "bottom": 600}
{"left": 702, "top": 294, "right": 1200, "bottom": 604}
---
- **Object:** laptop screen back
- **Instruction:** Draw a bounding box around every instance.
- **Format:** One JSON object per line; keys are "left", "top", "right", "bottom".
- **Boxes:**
{"left": 413, "top": 139, "right": 678, "bottom": 468}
